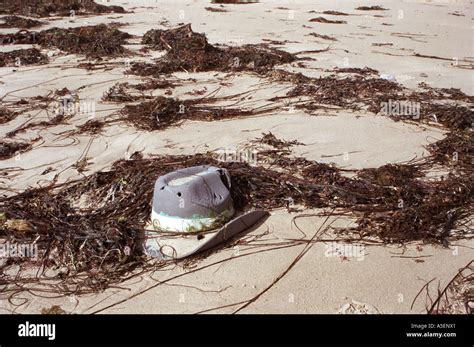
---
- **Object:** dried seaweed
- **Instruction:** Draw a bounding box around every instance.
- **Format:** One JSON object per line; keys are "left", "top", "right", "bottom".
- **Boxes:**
{"left": 0, "top": 15, "right": 44, "bottom": 28}
{"left": 331, "top": 67, "right": 379, "bottom": 75}
{"left": 75, "top": 119, "right": 106, "bottom": 135}
{"left": 0, "top": 141, "right": 32, "bottom": 160}
{"left": 102, "top": 83, "right": 144, "bottom": 103}
{"left": 212, "top": 0, "right": 259, "bottom": 3}
{"left": 309, "top": 17, "right": 347, "bottom": 24}
{"left": 119, "top": 96, "right": 261, "bottom": 131}
{"left": 287, "top": 74, "right": 402, "bottom": 109}
{"left": 39, "top": 25, "right": 131, "bottom": 58}
{"left": 358, "top": 164, "right": 423, "bottom": 187}
{"left": 205, "top": 7, "right": 228, "bottom": 12}
{"left": 322, "top": 11, "right": 349, "bottom": 16}
{"left": 0, "top": 0, "right": 126, "bottom": 18}
{"left": 428, "top": 131, "right": 473, "bottom": 170}
{"left": 133, "top": 24, "right": 295, "bottom": 75}
{"left": 355, "top": 6, "right": 387, "bottom": 11}
{"left": 131, "top": 79, "right": 180, "bottom": 91}
{"left": 0, "top": 48, "right": 48, "bottom": 67}
{"left": 0, "top": 107, "right": 18, "bottom": 124}
{"left": 255, "top": 131, "right": 304, "bottom": 150}
{"left": 428, "top": 261, "right": 473, "bottom": 314}
{"left": 0, "top": 131, "right": 472, "bottom": 300}
{"left": 308, "top": 32, "right": 337, "bottom": 41}
{"left": 7, "top": 114, "right": 71, "bottom": 138}
{"left": 1, "top": 25, "right": 131, "bottom": 58}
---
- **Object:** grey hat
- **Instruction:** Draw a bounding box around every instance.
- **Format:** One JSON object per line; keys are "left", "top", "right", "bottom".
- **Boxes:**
{"left": 144, "top": 165, "right": 268, "bottom": 259}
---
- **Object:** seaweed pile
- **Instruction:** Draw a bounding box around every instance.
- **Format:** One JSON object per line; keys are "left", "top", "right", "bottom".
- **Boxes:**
{"left": 0, "top": 0, "right": 125, "bottom": 17}
{"left": 0, "top": 15, "right": 44, "bottom": 28}
{"left": 355, "top": 6, "right": 387, "bottom": 11}
{"left": 0, "top": 107, "right": 19, "bottom": 124}
{"left": 102, "top": 83, "right": 145, "bottom": 103}
{"left": 287, "top": 74, "right": 403, "bottom": 109}
{"left": 308, "top": 32, "right": 337, "bottom": 41}
{"left": 131, "top": 24, "right": 295, "bottom": 75}
{"left": 331, "top": 67, "right": 378, "bottom": 75}
{"left": 321, "top": 11, "right": 349, "bottom": 16}
{"left": 0, "top": 142, "right": 471, "bottom": 294}
{"left": 309, "top": 17, "right": 347, "bottom": 24}
{"left": 255, "top": 131, "right": 303, "bottom": 151}
{"left": 0, "top": 141, "right": 32, "bottom": 160}
{"left": 119, "top": 95, "right": 264, "bottom": 131}
{"left": 0, "top": 126, "right": 472, "bottom": 298}
{"left": 0, "top": 25, "right": 131, "bottom": 58}
{"left": 428, "top": 131, "right": 473, "bottom": 171}
{"left": 282, "top": 72, "right": 473, "bottom": 130}
{"left": 0, "top": 48, "right": 48, "bottom": 67}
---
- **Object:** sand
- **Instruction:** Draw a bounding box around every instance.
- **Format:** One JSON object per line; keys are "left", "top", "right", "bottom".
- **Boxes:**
{"left": 0, "top": 0, "right": 472, "bottom": 314}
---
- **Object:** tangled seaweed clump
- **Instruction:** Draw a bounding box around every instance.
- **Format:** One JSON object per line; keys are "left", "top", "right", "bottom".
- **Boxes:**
{"left": 0, "top": 25, "right": 131, "bottom": 58}
{"left": 0, "top": 0, "right": 126, "bottom": 18}
{"left": 119, "top": 96, "right": 258, "bottom": 131}
{"left": 0, "top": 48, "right": 48, "bottom": 67}
{"left": 0, "top": 132, "right": 472, "bottom": 297}
{"left": 132, "top": 24, "right": 296, "bottom": 75}
{"left": 0, "top": 141, "right": 32, "bottom": 160}
{"left": 309, "top": 17, "right": 347, "bottom": 24}
{"left": 287, "top": 74, "right": 403, "bottom": 109}
{"left": 0, "top": 15, "right": 44, "bottom": 28}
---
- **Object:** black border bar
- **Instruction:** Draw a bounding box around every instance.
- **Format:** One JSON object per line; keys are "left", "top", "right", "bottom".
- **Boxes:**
{"left": 0, "top": 314, "right": 472, "bottom": 345}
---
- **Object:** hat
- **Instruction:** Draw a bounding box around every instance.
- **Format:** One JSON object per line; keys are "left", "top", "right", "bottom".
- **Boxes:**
{"left": 144, "top": 165, "right": 268, "bottom": 260}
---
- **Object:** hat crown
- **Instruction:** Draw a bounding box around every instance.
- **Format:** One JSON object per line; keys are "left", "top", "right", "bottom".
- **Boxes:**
{"left": 152, "top": 165, "right": 233, "bottom": 220}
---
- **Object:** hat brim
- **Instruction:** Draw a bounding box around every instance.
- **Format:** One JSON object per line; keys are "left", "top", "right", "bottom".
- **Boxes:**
{"left": 144, "top": 210, "right": 269, "bottom": 260}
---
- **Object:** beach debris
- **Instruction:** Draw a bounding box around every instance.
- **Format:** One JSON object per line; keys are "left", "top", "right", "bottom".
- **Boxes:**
{"left": 428, "top": 131, "right": 473, "bottom": 170}
{"left": 338, "top": 299, "right": 382, "bottom": 314}
{"left": 0, "top": 15, "right": 44, "bottom": 28}
{"left": 0, "top": 107, "right": 19, "bottom": 124}
{"left": 37, "top": 25, "right": 131, "bottom": 58}
{"left": 205, "top": 7, "right": 229, "bottom": 12}
{"left": 0, "top": 29, "right": 38, "bottom": 45}
{"left": 255, "top": 132, "right": 304, "bottom": 150}
{"left": 0, "top": 48, "right": 48, "bottom": 67}
{"left": 75, "top": 119, "right": 106, "bottom": 135}
{"left": 449, "top": 11, "right": 465, "bottom": 17}
{"left": 212, "top": 0, "right": 259, "bottom": 3}
{"left": 145, "top": 166, "right": 268, "bottom": 259}
{"left": 40, "top": 305, "right": 66, "bottom": 314}
{"left": 428, "top": 261, "right": 473, "bottom": 314}
{"left": 321, "top": 11, "right": 349, "bottom": 16}
{"left": 355, "top": 6, "right": 388, "bottom": 11}
{"left": 332, "top": 67, "right": 378, "bottom": 75}
{"left": 308, "top": 32, "right": 337, "bottom": 41}
{"left": 102, "top": 83, "right": 144, "bottom": 103}
{"left": 286, "top": 74, "right": 403, "bottom": 109}
{"left": 0, "top": 137, "right": 472, "bottom": 298}
{"left": 372, "top": 42, "right": 393, "bottom": 46}
{"left": 133, "top": 24, "right": 295, "bottom": 74}
{"left": 0, "top": 141, "right": 32, "bottom": 160}
{"left": 7, "top": 113, "right": 71, "bottom": 138}
{"left": 1, "top": 25, "right": 131, "bottom": 58}
{"left": 309, "top": 17, "right": 347, "bottom": 24}
{"left": 358, "top": 164, "right": 422, "bottom": 187}
{"left": 379, "top": 73, "right": 396, "bottom": 81}
{"left": 119, "top": 95, "right": 269, "bottom": 131}
{"left": 0, "top": 0, "right": 126, "bottom": 18}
